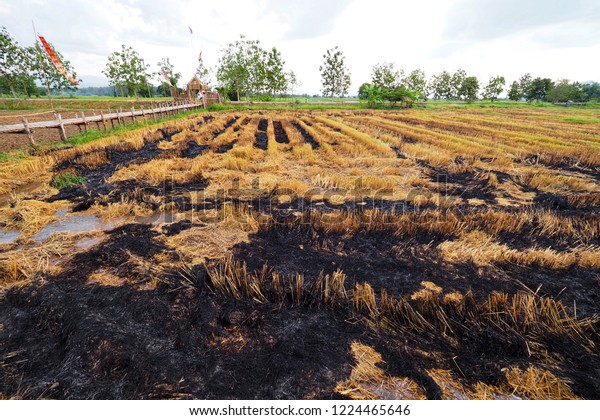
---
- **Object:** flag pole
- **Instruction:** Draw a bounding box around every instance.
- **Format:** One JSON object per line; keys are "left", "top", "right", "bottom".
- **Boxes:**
{"left": 188, "top": 26, "right": 196, "bottom": 95}
{"left": 31, "top": 20, "right": 38, "bottom": 44}
{"left": 32, "top": 20, "right": 53, "bottom": 105}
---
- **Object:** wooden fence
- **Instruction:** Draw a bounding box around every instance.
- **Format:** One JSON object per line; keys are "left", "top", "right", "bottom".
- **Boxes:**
{"left": 0, "top": 99, "right": 211, "bottom": 147}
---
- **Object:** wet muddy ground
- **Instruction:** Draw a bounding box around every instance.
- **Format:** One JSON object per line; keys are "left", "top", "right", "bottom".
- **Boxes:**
{"left": 1, "top": 109, "right": 599, "bottom": 399}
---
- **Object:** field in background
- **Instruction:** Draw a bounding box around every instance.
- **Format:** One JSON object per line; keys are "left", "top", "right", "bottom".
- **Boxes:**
{"left": 0, "top": 106, "right": 599, "bottom": 399}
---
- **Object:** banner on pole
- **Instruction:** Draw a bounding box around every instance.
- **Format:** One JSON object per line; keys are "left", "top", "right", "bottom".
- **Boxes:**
{"left": 38, "top": 35, "right": 79, "bottom": 85}
{"left": 161, "top": 67, "right": 172, "bottom": 85}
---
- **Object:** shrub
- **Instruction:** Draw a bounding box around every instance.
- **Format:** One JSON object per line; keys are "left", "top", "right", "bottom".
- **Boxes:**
{"left": 50, "top": 172, "right": 85, "bottom": 189}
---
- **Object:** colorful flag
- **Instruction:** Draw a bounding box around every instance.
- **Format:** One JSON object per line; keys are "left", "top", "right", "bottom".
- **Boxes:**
{"left": 38, "top": 35, "right": 78, "bottom": 85}
{"left": 161, "top": 67, "right": 171, "bottom": 85}
{"left": 188, "top": 26, "right": 193, "bottom": 35}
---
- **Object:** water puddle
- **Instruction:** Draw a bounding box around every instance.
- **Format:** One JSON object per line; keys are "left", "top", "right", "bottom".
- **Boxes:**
{"left": 0, "top": 230, "right": 20, "bottom": 244}
{"left": 6, "top": 208, "right": 186, "bottom": 245}
{"left": 34, "top": 209, "right": 121, "bottom": 242}
{"left": 135, "top": 211, "right": 176, "bottom": 224}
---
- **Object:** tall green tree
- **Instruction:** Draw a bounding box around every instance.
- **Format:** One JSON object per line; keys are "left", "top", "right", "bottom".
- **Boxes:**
{"left": 429, "top": 70, "right": 452, "bottom": 100}
{"left": 217, "top": 35, "right": 264, "bottom": 101}
{"left": 371, "top": 62, "right": 402, "bottom": 90}
{"left": 103, "top": 45, "right": 149, "bottom": 99}
{"left": 482, "top": 76, "right": 505, "bottom": 101}
{"left": 264, "top": 47, "right": 287, "bottom": 99}
{"left": 525, "top": 77, "right": 553, "bottom": 102}
{"left": 450, "top": 69, "right": 467, "bottom": 100}
{"left": 518, "top": 73, "right": 532, "bottom": 98}
{"left": 216, "top": 35, "right": 265, "bottom": 101}
{"left": 546, "top": 79, "right": 585, "bottom": 103}
{"left": 287, "top": 71, "right": 300, "bottom": 96}
{"left": 157, "top": 57, "right": 181, "bottom": 89}
{"left": 30, "top": 43, "right": 79, "bottom": 99}
{"left": 195, "top": 58, "right": 211, "bottom": 87}
{"left": 319, "top": 46, "right": 351, "bottom": 98}
{"left": 403, "top": 69, "right": 427, "bottom": 98}
{"left": 581, "top": 82, "right": 600, "bottom": 102}
{"left": 247, "top": 42, "right": 268, "bottom": 96}
{"left": 0, "top": 27, "right": 22, "bottom": 97}
{"left": 358, "top": 82, "right": 370, "bottom": 100}
{"left": 507, "top": 81, "right": 521, "bottom": 101}
{"left": 459, "top": 76, "right": 480, "bottom": 103}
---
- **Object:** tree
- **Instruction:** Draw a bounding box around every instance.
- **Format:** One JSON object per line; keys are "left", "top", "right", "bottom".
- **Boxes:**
{"left": 581, "top": 82, "right": 600, "bottom": 102}
{"left": 156, "top": 57, "right": 181, "bottom": 96}
{"left": 358, "top": 82, "right": 370, "bottom": 100}
{"left": 507, "top": 81, "right": 521, "bottom": 101}
{"left": 16, "top": 46, "right": 39, "bottom": 97}
{"left": 450, "top": 69, "right": 467, "bottom": 100}
{"left": 0, "top": 27, "right": 22, "bottom": 98}
{"left": 103, "top": 45, "right": 149, "bottom": 99}
{"left": 482, "top": 76, "right": 505, "bottom": 101}
{"left": 287, "top": 71, "right": 300, "bottom": 97}
{"left": 319, "top": 46, "right": 351, "bottom": 98}
{"left": 30, "top": 43, "right": 79, "bottom": 99}
{"left": 264, "top": 47, "right": 287, "bottom": 99}
{"left": 360, "top": 83, "right": 383, "bottom": 108}
{"left": 429, "top": 70, "right": 452, "bottom": 100}
{"left": 459, "top": 76, "right": 479, "bottom": 103}
{"left": 217, "top": 35, "right": 267, "bottom": 101}
{"left": 371, "top": 62, "right": 402, "bottom": 90}
{"left": 246, "top": 42, "right": 268, "bottom": 97}
{"left": 403, "top": 69, "right": 427, "bottom": 98}
{"left": 195, "top": 58, "right": 211, "bottom": 87}
{"left": 382, "top": 86, "right": 418, "bottom": 108}
{"left": 546, "top": 79, "right": 585, "bottom": 103}
{"left": 518, "top": 73, "right": 532, "bottom": 99}
{"left": 525, "top": 77, "right": 553, "bottom": 102}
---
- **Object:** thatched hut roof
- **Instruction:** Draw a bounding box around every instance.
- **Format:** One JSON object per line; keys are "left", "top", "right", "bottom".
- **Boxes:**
{"left": 186, "top": 75, "right": 208, "bottom": 92}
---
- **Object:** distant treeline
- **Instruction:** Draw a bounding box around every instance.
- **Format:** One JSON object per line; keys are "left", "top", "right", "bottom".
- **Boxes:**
{"left": 2, "top": 26, "right": 600, "bottom": 104}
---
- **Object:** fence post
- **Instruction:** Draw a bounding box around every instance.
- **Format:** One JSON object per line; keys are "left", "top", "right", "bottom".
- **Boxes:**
{"left": 54, "top": 112, "right": 67, "bottom": 141}
{"left": 93, "top": 111, "right": 101, "bottom": 130}
{"left": 151, "top": 105, "right": 157, "bottom": 122}
{"left": 21, "top": 116, "right": 36, "bottom": 147}
{"left": 81, "top": 111, "right": 88, "bottom": 132}
{"left": 130, "top": 106, "right": 136, "bottom": 123}
{"left": 116, "top": 108, "right": 122, "bottom": 125}
{"left": 99, "top": 110, "right": 108, "bottom": 131}
{"left": 74, "top": 112, "right": 83, "bottom": 133}
{"left": 140, "top": 105, "right": 147, "bottom": 123}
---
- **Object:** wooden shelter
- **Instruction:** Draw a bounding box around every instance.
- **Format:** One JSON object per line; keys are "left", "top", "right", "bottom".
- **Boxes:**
{"left": 184, "top": 74, "right": 223, "bottom": 107}
{"left": 185, "top": 75, "right": 209, "bottom": 99}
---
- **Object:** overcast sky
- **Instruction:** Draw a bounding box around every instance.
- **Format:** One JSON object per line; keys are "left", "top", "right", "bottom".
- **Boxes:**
{"left": 2, "top": 0, "right": 599, "bottom": 94}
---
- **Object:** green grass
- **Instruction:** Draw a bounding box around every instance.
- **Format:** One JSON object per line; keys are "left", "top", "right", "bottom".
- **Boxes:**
{"left": 0, "top": 149, "right": 29, "bottom": 162}
{"left": 50, "top": 172, "right": 86, "bottom": 189}
{"left": 561, "top": 116, "right": 600, "bottom": 123}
